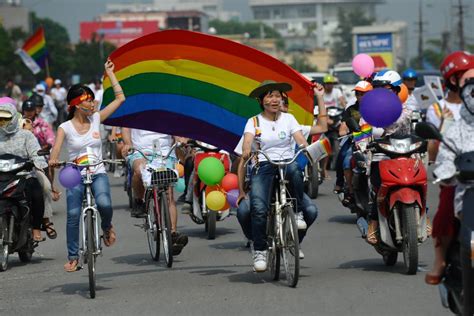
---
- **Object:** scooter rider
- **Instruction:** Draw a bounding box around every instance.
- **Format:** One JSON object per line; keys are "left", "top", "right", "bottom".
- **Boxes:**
{"left": 425, "top": 51, "right": 474, "bottom": 285}
{"left": 0, "top": 100, "right": 47, "bottom": 242}
{"left": 334, "top": 81, "right": 373, "bottom": 204}
{"left": 364, "top": 70, "right": 412, "bottom": 245}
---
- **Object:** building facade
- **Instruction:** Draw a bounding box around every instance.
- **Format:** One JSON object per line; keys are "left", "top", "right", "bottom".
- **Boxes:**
{"left": 249, "top": 0, "right": 384, "bottom": 50}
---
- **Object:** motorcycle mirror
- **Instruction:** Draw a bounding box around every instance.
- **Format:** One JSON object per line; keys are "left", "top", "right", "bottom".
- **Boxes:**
{"left": 346, "top": 118, "right": 361, "bottom": 133}
{"left": 37, "top": 149, "right": 50, "bottom": 156}
{"left": 415, "top": 122, "right": 442, "bottom": 141}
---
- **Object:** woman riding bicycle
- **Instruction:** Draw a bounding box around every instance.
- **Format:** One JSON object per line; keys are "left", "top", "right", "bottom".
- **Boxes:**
{"left": 49, "top": 59, "right": 125, "bottom": 272}
{"left": 241, "top": 80, "right": 309, "bottom": 272}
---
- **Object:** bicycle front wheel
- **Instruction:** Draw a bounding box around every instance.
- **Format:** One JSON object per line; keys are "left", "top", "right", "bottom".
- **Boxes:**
{"left": 281, "top": 205, "right": 300, "bottom": 288}
{"left": 86, "top": 211, "right": 96, "bottom": 298}
{"left": 267, "top": 210, "right": 280, "bottom": 281}
{"left": 146, "top": 190, "right": 160, "bottom": 261}
{"left": 159, "top": 191, "right": 173, "bottom": 268}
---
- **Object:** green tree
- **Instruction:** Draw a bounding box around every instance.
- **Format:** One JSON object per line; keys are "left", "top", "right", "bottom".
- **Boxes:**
{"left": 209, "top": 19, "right": 281, "bottom": 39}
{"left": 289, "top": 53, "right": 318, "bottom": 72}
{"left": 73, "top": 34, "right": 116, "bottom": 83}
{"left": 331, "top": 8, "right": 374, "bottom": 64}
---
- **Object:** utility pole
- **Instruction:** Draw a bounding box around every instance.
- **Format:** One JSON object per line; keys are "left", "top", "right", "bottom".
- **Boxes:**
{"left": 417, "top": 0, "right": 424, "bottom": 68}
{"left": 456, "top": 0, "right": 466, "bottom": 50}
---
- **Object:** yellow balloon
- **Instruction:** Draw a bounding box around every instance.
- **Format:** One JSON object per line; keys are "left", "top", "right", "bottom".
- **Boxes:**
{"left": 206, "top": 190, "right": 226, "bottom": 211}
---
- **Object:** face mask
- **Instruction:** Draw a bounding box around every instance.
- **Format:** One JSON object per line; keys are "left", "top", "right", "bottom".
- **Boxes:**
{"left": 0, "top": 118, "right": 11, "bottom": 128}
{"left": 460, "top": 78, "right": 474, "bottom": 115}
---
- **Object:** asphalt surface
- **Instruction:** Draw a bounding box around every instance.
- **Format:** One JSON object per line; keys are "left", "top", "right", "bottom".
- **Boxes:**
{"left": 0, "top": 168, "right": 449, "bottom": 316}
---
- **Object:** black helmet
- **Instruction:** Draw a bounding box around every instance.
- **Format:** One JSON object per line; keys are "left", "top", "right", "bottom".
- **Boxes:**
{"left": 29, "top": 93, "right": 44, "bottom": 107}
{"left": 22, "top": 99, "right": 36, "bottom": 112}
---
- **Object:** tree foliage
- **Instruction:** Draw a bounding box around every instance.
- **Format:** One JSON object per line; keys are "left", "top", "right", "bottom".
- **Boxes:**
{"left": 331, "top": 8, "right": 374, "bottom": 64}
{"left": 289, "top": 53, "right": 318, "bottom": 72}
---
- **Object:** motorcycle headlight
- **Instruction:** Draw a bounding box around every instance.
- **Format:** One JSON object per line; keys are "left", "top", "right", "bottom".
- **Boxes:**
{"left": 0, "top": 159, "right": 25, "bottom": 172}
{"left": 378, "top": 138, "right": 421, "bottom": 154}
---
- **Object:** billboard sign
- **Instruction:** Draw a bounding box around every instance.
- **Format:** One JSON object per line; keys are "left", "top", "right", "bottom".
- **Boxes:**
{"left": 80, "top": 21, "right": 159, "bottom": 47}
{"left": 356, "top": 33, "right": 394, "bottom": 70}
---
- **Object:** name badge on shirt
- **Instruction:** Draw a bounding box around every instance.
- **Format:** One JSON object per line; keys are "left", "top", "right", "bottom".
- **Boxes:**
{"left": 278, "top": 131, "right": 286, "bottom": 139}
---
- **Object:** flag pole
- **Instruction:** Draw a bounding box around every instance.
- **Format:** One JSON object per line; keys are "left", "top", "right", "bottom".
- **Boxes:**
{"left": 45, "top": 56, "right": 50, "bottom": 78}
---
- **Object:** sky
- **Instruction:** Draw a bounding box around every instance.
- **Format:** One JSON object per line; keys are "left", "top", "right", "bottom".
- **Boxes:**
{"left": 22, "top": 0, "right": 474, "bottom": 60}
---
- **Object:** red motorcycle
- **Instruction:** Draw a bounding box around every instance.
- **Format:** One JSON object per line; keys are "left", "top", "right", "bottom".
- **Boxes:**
{"left": 367, "top": 135, "right": 429, "bottom": 274}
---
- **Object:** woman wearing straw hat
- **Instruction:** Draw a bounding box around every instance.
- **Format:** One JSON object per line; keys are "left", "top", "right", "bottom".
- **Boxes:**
{"left": 241, "top": 80, "right": 309, "bottom": 272}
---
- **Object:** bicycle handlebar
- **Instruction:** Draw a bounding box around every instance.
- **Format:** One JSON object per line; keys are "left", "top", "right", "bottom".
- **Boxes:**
{"left": 128, "top": 142, "right": 181, "bottom": 162}
{"left": 57, "top": 159, "right": 125, "bottom": 168}
{"left": 245, "top": 147, "right": 307, "bottom": 168}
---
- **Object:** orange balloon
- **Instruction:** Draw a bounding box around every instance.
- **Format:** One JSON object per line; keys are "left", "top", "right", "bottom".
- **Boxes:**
{"left": 219, "top": 200, "right": 230, "bottom": 211}
{"left": 205, "top": 185, "right": 221, "bottom": 195}
{"left": 399, "top": 83, "right": 409, "bottom": 103}
{"left": 221, "top": 173, "right": 239, "bottom": 192}
{"left": 45, "top": 77, "right": 54, "bottom": 88}
{"left": 175, "top": 163, "right": 184, "bottom": 178}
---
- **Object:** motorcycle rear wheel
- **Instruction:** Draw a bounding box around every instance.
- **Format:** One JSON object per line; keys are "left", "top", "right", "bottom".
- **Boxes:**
{"left": 0, "top": 217, "right": 9, "bottom": 272}
{"left": 401, "top": 204, "right": 418, "bottom": 275}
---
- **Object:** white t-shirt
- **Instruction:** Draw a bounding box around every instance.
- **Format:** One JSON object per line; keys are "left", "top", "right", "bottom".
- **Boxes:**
{"left": 59, "top": 112, "right": 106, "bottom": 174}
{"left": 426, "top": 99, "right": 462, "bottom": 129}
{"left": 323, "top": 88, "right": 344, "bottom": 108}
{"left": 131, "top": 129, "right": 174, "bottom": 156}
{"left": 234, "top": 124, "right": 311, "bottom": 156}
{"left": 243, "top": 112, "right": 302, "bottom": 162}
{"left": 404, "top": 93, "right": 419, "bottom": 111}
{"left": 50, "top": 87, "right": 67, "bottom": 103}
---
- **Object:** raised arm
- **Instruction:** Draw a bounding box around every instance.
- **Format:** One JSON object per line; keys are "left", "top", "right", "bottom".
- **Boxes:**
{"left": 310, "top": 83, "right": 328, "bottom": 135}
{"left": 100, "top": 59, "right": 126, "bottom": 122}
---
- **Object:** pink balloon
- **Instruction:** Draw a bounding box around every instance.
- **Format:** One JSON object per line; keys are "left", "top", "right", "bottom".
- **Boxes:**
{"left": 352, "top": 54, "right": 375, "bottom": 78}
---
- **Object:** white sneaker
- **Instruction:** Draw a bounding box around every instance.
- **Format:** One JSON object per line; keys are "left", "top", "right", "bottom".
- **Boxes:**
{"left": 253, "top": 250, "right": 267, "bottom": 272}
{"left": 299, "top": 249, "right": 305, "bottom": 260}
{"left": 296, "top": 212, "right": 307, "bottom": 230}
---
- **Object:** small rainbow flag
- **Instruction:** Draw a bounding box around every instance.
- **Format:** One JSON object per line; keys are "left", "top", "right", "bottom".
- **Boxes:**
{"left": 353, "top": 124, "right": 372, "bottom": 142}
{"left": 101, "top": 30, "right": 314, "bottom": 152}
{"left": 320, "top": 138, "right": 332, "bottom": 156}
{"left": 433, "top": 102, "right": 442, "bottom": 118}
{"left": 22, "top": 27, "right": 47, "bottom": 68}
{"left": 75, "top": 155, "right": 89, "bottom": 166}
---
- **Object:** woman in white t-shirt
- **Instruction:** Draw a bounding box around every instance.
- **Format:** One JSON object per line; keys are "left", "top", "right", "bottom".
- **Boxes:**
{"left": 49, "top": 59, "right": 125, "bottom": 272}
{"left": 241, "top": 80, "right": 309, "bottom": 272}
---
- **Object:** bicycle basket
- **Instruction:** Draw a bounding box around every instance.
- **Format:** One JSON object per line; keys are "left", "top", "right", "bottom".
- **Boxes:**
{"left": 151, "top": 168, "right": 179, "bottom": 187}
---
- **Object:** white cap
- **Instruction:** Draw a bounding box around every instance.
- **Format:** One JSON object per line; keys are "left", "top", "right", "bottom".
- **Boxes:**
{"left": 352, "top": 81, "right": 373, "bottom": 92}
{"left": 54, "top": 79, "right": 61, "bottom": 85}
{"left": 35, "top": 83, "right": 45, "bottom": 91}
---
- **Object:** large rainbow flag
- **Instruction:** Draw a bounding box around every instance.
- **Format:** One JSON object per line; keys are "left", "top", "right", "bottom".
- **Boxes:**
{"left": 101, "top": 30, "right": 314, "bottom": 152}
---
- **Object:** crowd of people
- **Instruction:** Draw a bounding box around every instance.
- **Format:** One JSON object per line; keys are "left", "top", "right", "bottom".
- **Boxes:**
{"left": 1, "top": 51, "right": 473, "bottom": 292}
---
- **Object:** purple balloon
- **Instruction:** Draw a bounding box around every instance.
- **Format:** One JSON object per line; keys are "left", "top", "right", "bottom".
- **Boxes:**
{"left": 226, "top": 189, "right": 240, "bottom": 208}
{"left": 58, "top": 165, "right": 82, "bottom": 189}
{"left": 360, "top": 88, "right": 403, "bottom": 128}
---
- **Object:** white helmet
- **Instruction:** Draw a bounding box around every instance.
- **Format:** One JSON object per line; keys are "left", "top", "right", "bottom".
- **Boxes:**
{"left": 372, "top": 69, "right": 402, "bottom": 88}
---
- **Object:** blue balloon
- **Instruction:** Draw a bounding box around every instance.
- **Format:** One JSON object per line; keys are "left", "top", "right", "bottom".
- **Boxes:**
{"left": 175, "top": 177, "right": 186, "bottom": 193}
{"left": 360, "top": 88, "right": 402, "bottom": 128}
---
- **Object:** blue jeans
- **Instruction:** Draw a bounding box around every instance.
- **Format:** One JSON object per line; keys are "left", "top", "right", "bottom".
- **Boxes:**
{"left": 66, "top": 173, "right": 113, "bottom": 260}
{"left": 237, "top": 193, "right": 318, "bottom": 244}
{"left": 335, "top": 138, "right": 353, "bottom": 189}
{"left": 249, "top": 161, "right": 305, "bottom": 251}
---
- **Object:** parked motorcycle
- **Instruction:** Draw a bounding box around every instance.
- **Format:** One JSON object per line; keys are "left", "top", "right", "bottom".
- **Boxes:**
{"left": 0, "top": 154, "right": 42, "bottom": 271}
{"left": 416, "top": 122, "right": 474, "bottom": 315}
{"left": 347, "top": 118, "right": 429, "bottom": 274}
{"left": 187, "top": 141, "right": 231, "bottom": 240}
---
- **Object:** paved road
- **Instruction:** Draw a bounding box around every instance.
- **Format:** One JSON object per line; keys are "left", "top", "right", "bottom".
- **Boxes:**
{"left": 0, "top": 169, "right": 448, "bottom": 316}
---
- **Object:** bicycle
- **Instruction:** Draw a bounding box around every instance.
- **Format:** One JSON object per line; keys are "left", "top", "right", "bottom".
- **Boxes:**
{"left": 57, "top": 158, "right": 123, "bottom": 299}
{"left": 129, "top": 142, "right": 180, "bottom": 267}
{"left": 247, "top": 147, "right": 312, "bottom": 288}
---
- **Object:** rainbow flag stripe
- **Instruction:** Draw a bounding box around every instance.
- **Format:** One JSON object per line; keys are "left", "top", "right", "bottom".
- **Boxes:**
{"left": 22, "top": 27, "right": 47, "bottom": 68}
{"left": 101, "top": 30, "right": 314, "bottom": 152}
{"left": 75, "top": 155, "right": 89, "bottom": 166}
{"left": 433, "top": 102, "right": 442, "bottom": 118}
{"left": 321, "top": 138, "right": 332, "bottom": 155}
{"left": 353, "top": 124, "right": 372, "bottom": 142}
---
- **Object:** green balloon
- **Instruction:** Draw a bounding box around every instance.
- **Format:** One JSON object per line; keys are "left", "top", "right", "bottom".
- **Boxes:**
{"left": 198, "top": 157, "right": 225, "bottom": 186}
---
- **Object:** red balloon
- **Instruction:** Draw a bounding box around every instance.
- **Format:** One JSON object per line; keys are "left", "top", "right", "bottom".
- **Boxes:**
{"left": 221, "top": 173, "right": 239, "bottom": 192}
